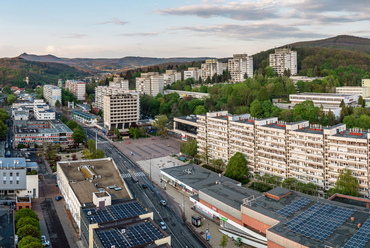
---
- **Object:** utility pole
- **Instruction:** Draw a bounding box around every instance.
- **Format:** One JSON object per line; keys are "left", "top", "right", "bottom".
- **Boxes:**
{"left": 96, "top": 131, "right": 98, "bottom": 151}
{"left": 150, "top": 155, "right": 152, "bottom": 181}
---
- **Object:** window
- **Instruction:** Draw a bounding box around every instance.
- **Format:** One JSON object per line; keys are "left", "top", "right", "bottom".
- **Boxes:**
{"left": 10, "top": 173, "right": 12, "bottom": 177}
{"left": 16, "top": 181, "right": 19, "bottom": 185}
{"left": 2, "top": 172, "right": 5, "bottom": 177}
{"left": 16, "top": 172, "right": 19, "bottom": 177}
{"left": 3, "top": 181, "right": 5, "bottom": 185}
{"left": 10, "top": 181, "right": 12, "bottom": 185}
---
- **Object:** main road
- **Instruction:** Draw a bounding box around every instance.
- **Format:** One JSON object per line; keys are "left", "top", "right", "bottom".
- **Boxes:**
{"left": 84, "top": 128, "right": 206, "bottom": 248}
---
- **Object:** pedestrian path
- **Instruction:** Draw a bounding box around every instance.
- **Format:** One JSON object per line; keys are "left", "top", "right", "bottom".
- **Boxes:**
{"left": 121, "top": 171, "right": 146, "bottom": 178}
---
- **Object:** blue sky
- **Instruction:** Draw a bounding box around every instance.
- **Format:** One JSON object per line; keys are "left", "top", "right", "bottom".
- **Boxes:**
{"left": 1, "top": 0, "right": 369, "bottom": 58}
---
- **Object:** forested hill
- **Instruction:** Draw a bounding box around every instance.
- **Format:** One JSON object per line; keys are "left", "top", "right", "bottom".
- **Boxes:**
{"left": 0, "top": 57, "right": 90, "bottom": 88}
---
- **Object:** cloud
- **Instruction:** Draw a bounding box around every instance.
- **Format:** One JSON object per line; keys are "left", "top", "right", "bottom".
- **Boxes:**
{"left": 98, "top": 18, "right": 128, "bottom": 25}
{"left": 157, "top": 1, "right": 279, "bottom": 21}
{"left": 63, "top": 34, "right": 87, "bottom": 39}
{"left": 119, "top": 32, "right": 160, "bottom": 36}
{"left": 170, "top": 23, "right": 326, "bottom": 40}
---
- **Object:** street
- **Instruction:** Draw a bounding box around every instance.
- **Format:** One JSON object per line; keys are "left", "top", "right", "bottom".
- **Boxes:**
{"left": 84, "top": 127, "right": 207, "bottom": 248}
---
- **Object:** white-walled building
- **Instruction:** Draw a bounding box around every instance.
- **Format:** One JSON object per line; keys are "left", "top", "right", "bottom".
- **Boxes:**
{"left": 65, "top": 80, "right": 86, "bottom": 101}
{"left": 95, "top": 86, "right": 135, "bottom": 109}
{"left": 136, "top": 73, "right": 165, "bottom": 96}
{"left": 34, "top": 101, "right": 55, "bottom": 120}
{"left": 269, "top": 48, "right": 297, "bottom": 75}
{"left": 184, "top": 67, "right": 201, "bottom": 81}
{"left": 109, "top": 77, "right": 129, "bottom": 89}
{"left": 228, "top": 54, "right": 253, "bottom": 83}
{"left": 289, "top": 93, "right": 358, "bottom": 107}
{"left": 201, "top": 59, "right": 223, "bottom": 81}
{"left": 43, "top": 85, "right": 62, "bottom": 107}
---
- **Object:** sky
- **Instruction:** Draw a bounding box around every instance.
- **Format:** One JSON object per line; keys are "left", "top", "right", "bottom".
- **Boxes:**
{"left": 0, "top": 0, "right": 369, "bottom": 58}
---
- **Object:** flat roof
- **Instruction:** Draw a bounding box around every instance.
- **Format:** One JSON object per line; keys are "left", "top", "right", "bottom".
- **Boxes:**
{"left": 200, "top": 181, "right": 261, "bottom": 211}
{"left": 58, "top": 158, "right": 130, "bottom": 205}
{"left": 175, "top": 116, "right": 198, "bottom": 123}
{"left": 0, "top": 210, "right": 14, "bottom": 248}
{"left": 72, "top": 110, "right": 97, "bottom": 119}
{"left": 332, "top": 130, "right": 368, "bottom": 140}
{"left": 261, "top": 123, "right": 286, "bottom": 130}
{"left": 291, "top": 93, "right": 353, "bottom": 97}
{"left": 94, "top": 218, "right": 167, "bottom": 248}
{"left": 14, "top": 120, "right": 72, "bottom": 134}
{"left": 0, "top": 158, "right": 27, "bottom": 169}
{"left": 245, "top": 189, "right": 370, "bottom": 248}
{"left": 161, "top": 164, "right": 240, "bottom": 192}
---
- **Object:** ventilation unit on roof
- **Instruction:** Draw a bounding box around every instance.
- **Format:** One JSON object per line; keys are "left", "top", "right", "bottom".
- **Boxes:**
{"left": 121, "top": 229, "right": 125, "bottom": 234}
{"left": 109, "top": 185, "right": 116, "bottom": 189}
{"left": 87, "top": 211, "right": 92, "bottom": 216}
{"left": 114, "top": 187, "right": 122, "bottom": 191}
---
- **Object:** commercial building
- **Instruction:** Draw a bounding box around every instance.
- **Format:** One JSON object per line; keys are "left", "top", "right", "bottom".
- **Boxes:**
{"left": 336, "top": 86, "right": 369, "bottom": 98}
{"left": 201, "top": 59, "right": 223, "bottom": 81}
{"left": 173, "top": 115, "right": 198, "bottom": 140}
{"left": 13, "top": 109, "right": 29, "bottom": 121}
{"left": 71, "top": 110, "right": 98, "bottom": 126}
{"left": 0, "top": 158, "right": 38, "bottom": 199}
{"left": 196, "top": 111, "right": 370, "bottom": 196}
{"left": 13, "top": 120, "right": 73, "bottom": 147}
{"left": 289, "top": 93, "right": 358, "bottom": 107}
{"left": 269, "top": 48, "right": 297, "bottom": 75}
{"left": 228, "top": 54, "right": 253, "bottom": 83}
{"left": 57, "top": 158, "right": 131, "bottom": 230}
{"left": 183, "top": 67, "right": 201, "bottom": 80}
{"left": 65, "top": 80, "right": 86, "bottom": 101}
{"left": 34, "top": 102, "right": 55, "bottom": 120}
{"left": 164, "top": 89, "right": 209, "bottom": 99}
{"left": 43, "top": 85, "right": 62, "bottom": 107}
{"left": 11, "top": 99, "right": 34, "bottom": 110}
{"left": 109, "top": 76, "right": 129, "bottom": 89}
{"left": 103, "top": 92, "right": 140, "bottom": 131}
{"left": 136, "top": 73, "right": 165, "bottom": 96}
{"left": 94, "top": 86, "right": 135, "bottom": 109}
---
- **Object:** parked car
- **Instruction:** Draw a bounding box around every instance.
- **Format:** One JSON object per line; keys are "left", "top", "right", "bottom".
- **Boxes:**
{"left": 142, "top": 184, "right": 148, "bottom": 189}
{"left": 55, "top": 196, "right": 63, "bottom": 201}
{"left": 159, "top": 222, "right": 167, "bottom": 230}
{"left": 41, "top": 235, "right": 50, "bottom": 246}
{"left": 160, "top": 200, "right": 167, "bottom": 206}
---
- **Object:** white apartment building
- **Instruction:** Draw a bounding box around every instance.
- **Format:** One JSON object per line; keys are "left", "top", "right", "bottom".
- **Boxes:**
{"left": 65, "top": 80, "right": 86, "bottom": 101}
{"left": 95, "top": 86, "right": 135, "bottom": 109}
{"left": 103, "top": 92, "right": 140, "bottom": 131}
{"left": 290, "top": 93, "right": 358, "bottom": 107}
{"left": 201, "top": 59, "right": 223, "bottom": 81}
{"left": 109, "top": 77, "right": 129, "bottom": 89}
{"left": 228, "top": 54, "right": 253, "bottom": 83}
{"left": 33, "top": 100, "right": 55, "bottom": 120}
{"left": 269, "top": 48, "right": 297, "bottom": 75}
{"left": 136, "top": 73, "right": 165, "bottom": 96}
{"left": 184, "top": 67, "right": 201, "bottom": 80}
{"left": 197, "top": 111, "right": 370, "bottom": 196}
{"left": 43, "top": 85, "right": 62, "bottom": 107}
{"left": 336, "top": 87, "right": 369, "bottom": 98}
{"left": 163, "top": 70, "right": 182, "bottom": 86}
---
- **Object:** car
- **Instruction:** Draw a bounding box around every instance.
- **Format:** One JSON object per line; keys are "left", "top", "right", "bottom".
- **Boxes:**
{"left": 41, "top": 235, "right": 50, "bottom": 246}
{"left": 159, "top": 222, "right": 167, "bottom": 230}
{"left": 160, "top": 200, "right": 167, "bottom": 206}
{"left": 55, "top": 196, "right": 63, "bottom": 201}
{"left": 142, "top": 184, "right": 148, "bottom": 189}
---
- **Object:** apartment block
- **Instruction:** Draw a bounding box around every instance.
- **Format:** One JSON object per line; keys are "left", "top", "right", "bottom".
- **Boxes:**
{"left": 163, "top": 70, "right": 181, "bottom": 86}
{"left": 201, "top": 59, "right": 223, "bottom": 81}
{"left": 103, "top": 92, "right": 140, "bottom": 131}
{"left": 65, "top": 80, "right": 86, "bottom": 101}
{"left": 43, "top": 85, "right": 62, "bottom": 107}
{"left": 135, "top": 73, "right": 164, "bottom": 96}
{"left": 184, "top": 67, "right": 201, "bottom": 80}
{"left": 290, "top": 93, "right": 358, "bottom": 107}
{"left": 95, "top": 86, "right": 134, "bottom": 109}
{"left": 336, "top": 86, "right": 369, "bottom": 98}
{"left": 34, "top": 102, "right": 55, "bottom": 120}
{"left": 228, "top": 54, "right": 253, "bottom": 83}
{"left": 269, "top": 48, "right": 297, "bottom": 75}
{"left": 196, "top": 111, "right": 370, "bottom": 196}
{"left": 109, "top": 77, "right": 129, "bottom": 89}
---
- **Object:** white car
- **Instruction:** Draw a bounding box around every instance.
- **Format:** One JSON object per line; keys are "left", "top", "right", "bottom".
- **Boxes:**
{"left": 160, "top": 222, "right": 167, "bottom": 230}
{"left": 41, "top": 235, "right": 50, "bottom": 246}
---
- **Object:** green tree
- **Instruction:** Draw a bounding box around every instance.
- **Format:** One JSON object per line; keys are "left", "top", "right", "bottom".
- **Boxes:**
{"left": 7, "top": 94, "right": 17, "bottom": 105}
{"left": 139, "top": 126, "right": 146, "bottom": 138}
{"left": 60, "top": 115, "right": 67, "bottom": 123}
{"left": 94, "top": 149, "right": 105, "bottom": 159}
{"left": 327, "top": 110, "right": 336, "bottom": 126}
{"left": 18, "top": 236, "right": 43, "bottom": 248}
{"left": 55, "top": 100, "right": 61, "bottom": 108}
{"left": 87, "top": 139, "right": 96, "bottom": 153}
{"left": 16, "top": 216, "right": 40, "bottom": 230}
{"left": 152, "top": 115, "right": 168, "bottom": 137}
{"left": 212, "top": 159, "right": 225, "bottom": 171}
{"left": 327, "top": 169, "right": 359, "bottom": 197}
{"left": 194, "top": 105, "right": 207, "bottom": 115}
{"left": 250, "top": 99, "right": 263, "bottom": 118}
{"left": 343, "top": 115, "right": 356, "bottom": 128}
{"left": 225, "top": 152, "right": 248, "bottom": 181}
{"left": 15, "top": 208, "right": 39, "bottom": 223}
{"left": 72, "top": 126, "right": 86, "bottom": 144}
{"left": 180, "top": 139, "right": 198, "bottom": 157}
{"left": 17, "top": 224, "right": 41, "bottom": 239}
{"left": 114, "top": 128, "right": 120, "bottom": 138}
{"left": 220, "top": 235, "right": 228, "bottom": 248}
{"left": 133, "top": 127, "right": 140, "bottom": 139}
{"left": 279, "top": 109, "right": 293, "bottom": 122}
{"left": 0, "top": 109, "right": 10, "bottom": 123}
{"left": 66, "top": 120, "right": 78, "bottom": 130}
{"left": 2, "top": 86, "right": 11, "bottom": 95}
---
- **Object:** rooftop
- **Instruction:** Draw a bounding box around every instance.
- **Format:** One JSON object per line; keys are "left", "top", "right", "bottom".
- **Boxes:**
{"left": 94, "top": 218, "right": 168, "bottom": 248}
{"left": 175, "top": 116, "right": 198, "bottom": 123}
{"left": 58, "top": 158, "right": 130, "bottom": 205}
{"left": 14, "top": 120, "right": 72, "bottom": 134}
{"left": 200, "top": 181, "right": 261, "bottom": 211}
{"left": 0, "top": 158, "right": 27, "bottom": 169}
{"left": 161, "top": 163, "right": 240, "bottom": 192}
{"left": 332, "top": 129, "right": 369, "bottom": 140}
{"left": 0, "top": 210, "right": 14, "bottom": 248}
{"left": 291, "top": 92, "right": 353, "bottom": 97}
{"left": 72, "top": 110, "right": 98, "bottom": 119}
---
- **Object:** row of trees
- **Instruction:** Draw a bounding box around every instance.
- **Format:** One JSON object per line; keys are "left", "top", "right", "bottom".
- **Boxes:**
{"left": 83, "top": 139, "right": 105, "bottom": 159}
{"left": 15, "top": 208, "right": 43, "bottom": 248}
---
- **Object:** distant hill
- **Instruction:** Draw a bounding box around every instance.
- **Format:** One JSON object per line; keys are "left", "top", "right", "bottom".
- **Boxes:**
{"left": 18, "top": 53, "right": 212, "bottom": 72}
{"left": 288, "top": 35, "right": 370, "bottom": 55}
{"left": 0, "top": 57, "right": 90, "bottom": 87}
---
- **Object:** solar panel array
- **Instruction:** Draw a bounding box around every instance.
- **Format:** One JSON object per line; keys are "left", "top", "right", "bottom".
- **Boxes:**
{"left": 110, "top": 202, "right": 147, "bottom": 220}
{"left": 344, "top": 218, "right": 370, "bottom": 248}
{"left": 125, "top": 222, "right": 165, "bottom": 246}
{"left": 286, "top": 202, "right": 354, "bottom": 242}
{"left": 97, "top": 229, "right": 129, "bottom": 248}
{"left": 84, "top": 208, "right": 115, "bottom": 223}
{"left": 276, "top": 197, "right": 312, "bottom": 217}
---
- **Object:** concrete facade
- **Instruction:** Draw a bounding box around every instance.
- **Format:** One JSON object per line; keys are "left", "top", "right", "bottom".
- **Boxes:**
{"left": 269, "top": 48, "right": 297, "bottom": 75}
{"left": 228, "top": 54, "right": 253, "bottom": 83}
{"left": 65, "top": 80, "right": 86, "bottom": 101}
{"left": 43, "top": 85, "right": 62, "bottom": 107}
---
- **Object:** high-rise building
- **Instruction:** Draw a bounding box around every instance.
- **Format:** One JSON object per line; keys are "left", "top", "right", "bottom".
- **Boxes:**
{"left": 135, "top": 73, "right": 164, "bottom": 96}
{"left": 43, "top": 85, "right": 62, "bottom": 107}
{"left": 103, "top": 92, "right": 140, "bottom": 131}
{"left": 183, "top": 67, "right": 202, "bottom": 80}
{"left": 34, "top": 101, "right": 55, "bottom": 120}
{"left": 201, "top": 59, "right": 223, "bottom": 81}
{"left": 163, "top": 70, "right": 182, "bottom": 86}
{"left": 269, "top": 48, "right": 297, "bottom": 75}
{"left": 109, "top": 77, "right": 129, "bottom": 89}
{"left": 65, "top": 80, "right": 86, "bottom": 101}
{"left": 228, "top": 54, "right": 253, "bottom": 83}
{"left": 95, "top": 86, "right": 134, "bottom": 109}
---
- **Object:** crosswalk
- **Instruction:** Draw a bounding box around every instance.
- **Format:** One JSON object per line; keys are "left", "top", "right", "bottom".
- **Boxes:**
{"left": 121, "top": 171, "right": 146, "bottom": 178}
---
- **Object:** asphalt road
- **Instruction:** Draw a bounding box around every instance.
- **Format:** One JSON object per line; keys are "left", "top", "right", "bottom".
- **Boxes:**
{"left": 84, "top": 128, "right": 206, "bottom": 248}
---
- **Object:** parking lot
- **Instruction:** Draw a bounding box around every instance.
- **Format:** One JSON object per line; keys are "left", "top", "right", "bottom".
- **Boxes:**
{"left": 113, "top": 136, "right": 181, "bottom": 162}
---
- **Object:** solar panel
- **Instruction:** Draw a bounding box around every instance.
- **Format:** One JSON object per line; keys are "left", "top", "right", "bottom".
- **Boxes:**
{"left": 83, "top": 208, "right": 115, "bottom": 224}
{"left": 344, "top": 218, "right": 370, "bottom": 248}
{"left": 109, "top": 202, "right": 147, "bottom": 220}
{"left": 276, "top": 197, "right": 312, "bottom": 217}
{"left": 96, "top": 229, "right": 130, "bottom": 248}
{"left": 123, "top": 222, "right": 165, "bottom": 246}
{"left": 285, "top": 202, "right": 354, "bottom": 242}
